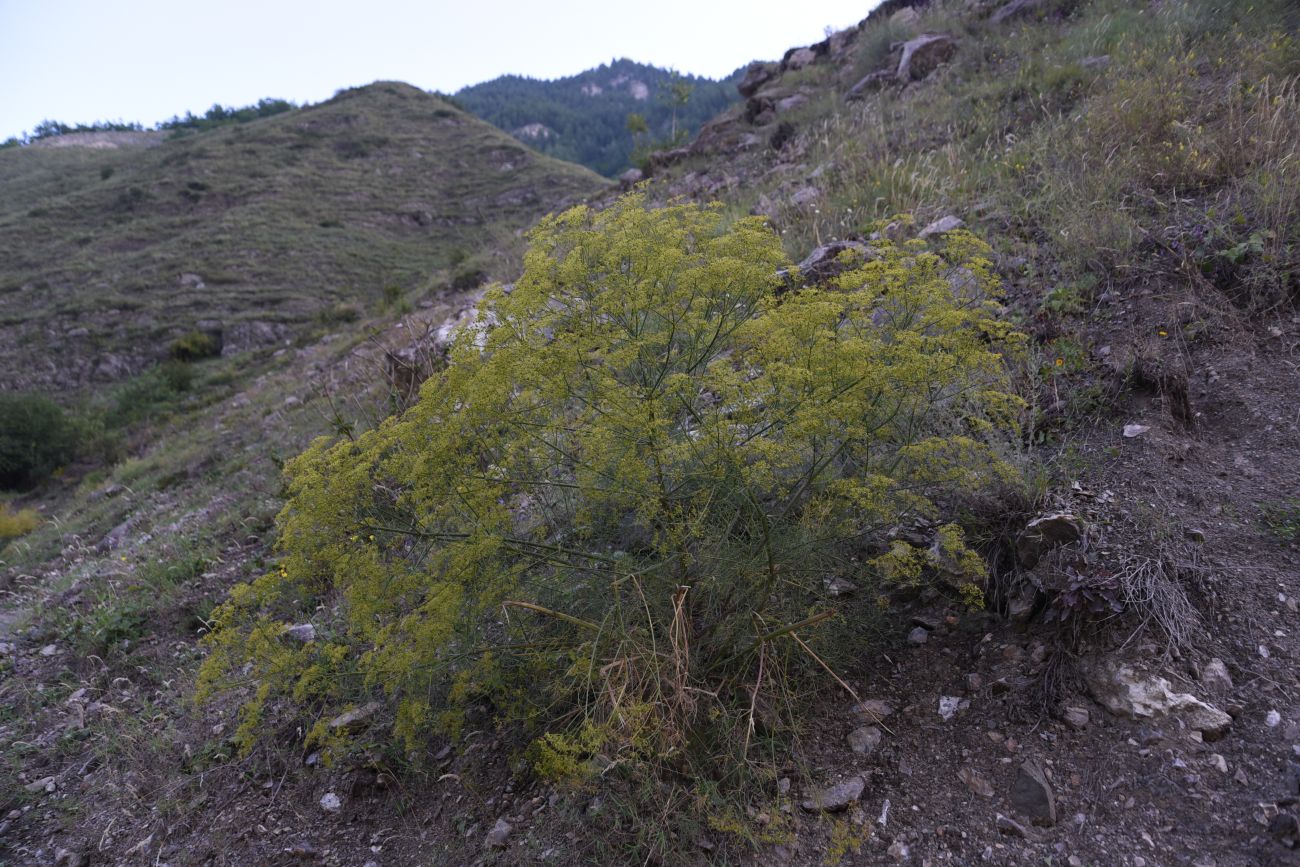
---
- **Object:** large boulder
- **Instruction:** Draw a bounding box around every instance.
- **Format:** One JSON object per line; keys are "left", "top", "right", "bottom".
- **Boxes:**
{"left": 783, "top": 46, "right": 818, "bottom": 71}
{"left": 897, "top": 34, "right": 957, "bottom": 81}
{"left": 737, "top": 62, "right": 778, "bottom": 98}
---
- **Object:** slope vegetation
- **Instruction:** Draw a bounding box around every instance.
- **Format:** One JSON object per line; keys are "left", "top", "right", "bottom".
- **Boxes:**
{"left": 0, "top": 81, "right": 607, "bottom": 392}
{"left": 456, "top": 58, "right": 741, "bottom": 176}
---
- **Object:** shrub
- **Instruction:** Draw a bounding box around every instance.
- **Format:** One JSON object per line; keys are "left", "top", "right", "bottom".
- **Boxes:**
{"left": 0, "top": 394, "right": 78, "bottom": 490}
{"left": 0, "top": 504, "right": 41, "bottom": 540}
{"left": 199, "top": 194, "right": 1023, "bottom": 849}
{"left": 168, "top": 330, "right": 219, "bottom": 362}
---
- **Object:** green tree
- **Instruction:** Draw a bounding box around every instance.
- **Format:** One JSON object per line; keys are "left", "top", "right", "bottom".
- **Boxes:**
{"left": 0, "top": 394, "right": 78, "bottom": 490}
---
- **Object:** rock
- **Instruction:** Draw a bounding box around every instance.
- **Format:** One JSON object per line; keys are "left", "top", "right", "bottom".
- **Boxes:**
{"left": 769, "top": 121, "right": 797, "bottom": 151}
{"left": 897, "top": 34, "right": 957, "bottom": 82}
{"left": 319, "top": 792, "right": 341, "bottom": 812}
{"left": 938, "top": 695, "right": 966, "bottom": 721}
{"left": 1122, "top": 423, "right": 1150, "bottom": 438}
{"left": 783, "top": 47, "right": 818, "bottom": 71}
{"left": 991, "top": 0, "right": 1044, "bottom": 24}
{"left": 917, "top": 215, "right": 965, "bottom": 239}
{"left": 959, "top": 766, "right": 995, "bottom": 797}
{"left": 853, "top": 699, "right": 895, "bottom": 722}
{"left": 1083, "top": 658, "right": 1233, "bottom": 740}
{"left": 223, "top": 320, "right": 290, "bottom": 356}
{"left": 847, "top": 726, "right": 883, "bottom": 755}
{"left": 737, "top": 62, "right": 778, "bottom": 98}
{"left": 1267, "top": 710, "right": 1283, "bottom": 728}
{"left": 887, "top": 839, "right": 910, "bottom": 860}
{"left": 618, "top": 167, "right": 644, "bottom": 188}
{"left": 777, "top": 93, "right": 808, "bottom": 114}
{"left": 908, "top": 626, "right": 929, "bottom": 645}
{"left": 789, "top": 186, "right": 820, "bottom": 209}
{"left": 791, "top": 239, "right": 869, "bottom": 285}
{"left": 1010, "top": 760, "right": 1056, "bottom": 826}
{"left": 846, "top": 69, "right": 895, "bottom": 101}
{"left": 283, "top": 623, "right": 316, "bottom": 643}
{"left": 1268, "top": 812, "right": 1299, "bottom": 848}
{"left": 996, "top": 813, "right": 1034, "bottom": 839}
{"left": 965, "top": 673, "right": 983, "bottom": 693}
{"left": 801, "top": 776, "right": 865, "bottom": 812}
{"left": 328, "top": 702, "right": 382, "bottom": 732}
{"left": 645, "top": 147, "right": 690, "bottom": 171}
{"left": 891, "top": 6, "right": 921, "bottom": 26}
{"left": 1199, "top": 658, "right": 1232, "bottom": 695}
{"left": 54, "top": 848, "right": 85, "bottom": 867}
{"left": 823, "top": 575, "right": 858, "bottom": 597}
{"left": 1063, "top": 706, "right": 1090, "bottom": 730}
{"left": 1017, "top": 512, "right": 1083, "bottom": 567}
{"left": 484, "top": 817, "right": 513, "bottom": 848}
{"left": 24, "top": 776, "right": 56, "bottom": 794}
{"left": 1208, "top": 753, "right": 1228, "bottom": 773}
{"left": 39, "top": 644, "right": 59, "bottom": 657}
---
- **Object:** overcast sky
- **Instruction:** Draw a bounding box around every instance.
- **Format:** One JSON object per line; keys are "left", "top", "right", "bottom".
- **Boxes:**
{"left": 0, "top": 0, "right": 881, "bottom": 140}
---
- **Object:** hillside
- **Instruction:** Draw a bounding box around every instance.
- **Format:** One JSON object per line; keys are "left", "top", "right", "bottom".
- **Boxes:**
{"left": 2, "top": 2, "right": 1300, "bottom": 866}
{"left": 456, "top": 58, "right": 742, "bottom": 176}
{"left": 0, "top": 81, "right": 607, "bottom": 392}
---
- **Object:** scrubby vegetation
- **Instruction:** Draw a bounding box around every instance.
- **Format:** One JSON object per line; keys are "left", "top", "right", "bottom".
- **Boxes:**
{"left": 0, "top": 393, "right": 78, "bottom": 490}
{"left": 769, "top": 0, "right": 1300, "bottom": 313}
{"left": 199, "top": 193, "right": 1024, "bottom": 852}
{"left": 0, "top": 503, "right": 40, "bottom": 540}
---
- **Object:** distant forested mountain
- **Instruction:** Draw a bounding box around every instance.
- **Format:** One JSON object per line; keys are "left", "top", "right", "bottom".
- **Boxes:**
{"left": 456, "top": 58, "right": 743, "bottom": 177}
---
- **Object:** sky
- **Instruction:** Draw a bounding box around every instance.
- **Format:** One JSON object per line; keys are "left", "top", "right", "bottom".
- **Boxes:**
{"left": 0, "top": 0, "right": 882, "bottom": 140}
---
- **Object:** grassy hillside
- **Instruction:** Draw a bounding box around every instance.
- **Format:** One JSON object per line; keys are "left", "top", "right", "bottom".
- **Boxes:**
{"left": 456, "top": 58, "right": 742, "bottom": 176}
{"left": 0, "top": 81, "right": 607, "bottom": 392}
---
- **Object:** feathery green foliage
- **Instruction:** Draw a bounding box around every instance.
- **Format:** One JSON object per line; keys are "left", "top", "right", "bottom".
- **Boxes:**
{"left": 198, "top": 194, "right": 1022, "bottom": 831}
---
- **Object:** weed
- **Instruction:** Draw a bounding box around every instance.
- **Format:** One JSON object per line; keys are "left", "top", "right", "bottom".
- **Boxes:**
{"left": 1261, "top": 498, "right": 1300, "bottom": 543}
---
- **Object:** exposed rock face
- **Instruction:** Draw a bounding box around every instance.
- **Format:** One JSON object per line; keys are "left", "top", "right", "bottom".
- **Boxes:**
{"left": 783, "top": 47, "right": 818, "bottom": 71}
{"left": 223, "top": 321, "right": 291, "bottom": 356}
{"left": 618, "top": 167, "right": 644, "bottom": 189}
{"left": 1083, "top": 657, "right": 1233, "bottom": 740}
{"left": 737, "top": 62, "right": 778, "bottom": 98}
{"left": 897, "top": 34, "right": 958, "bottom": 81}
